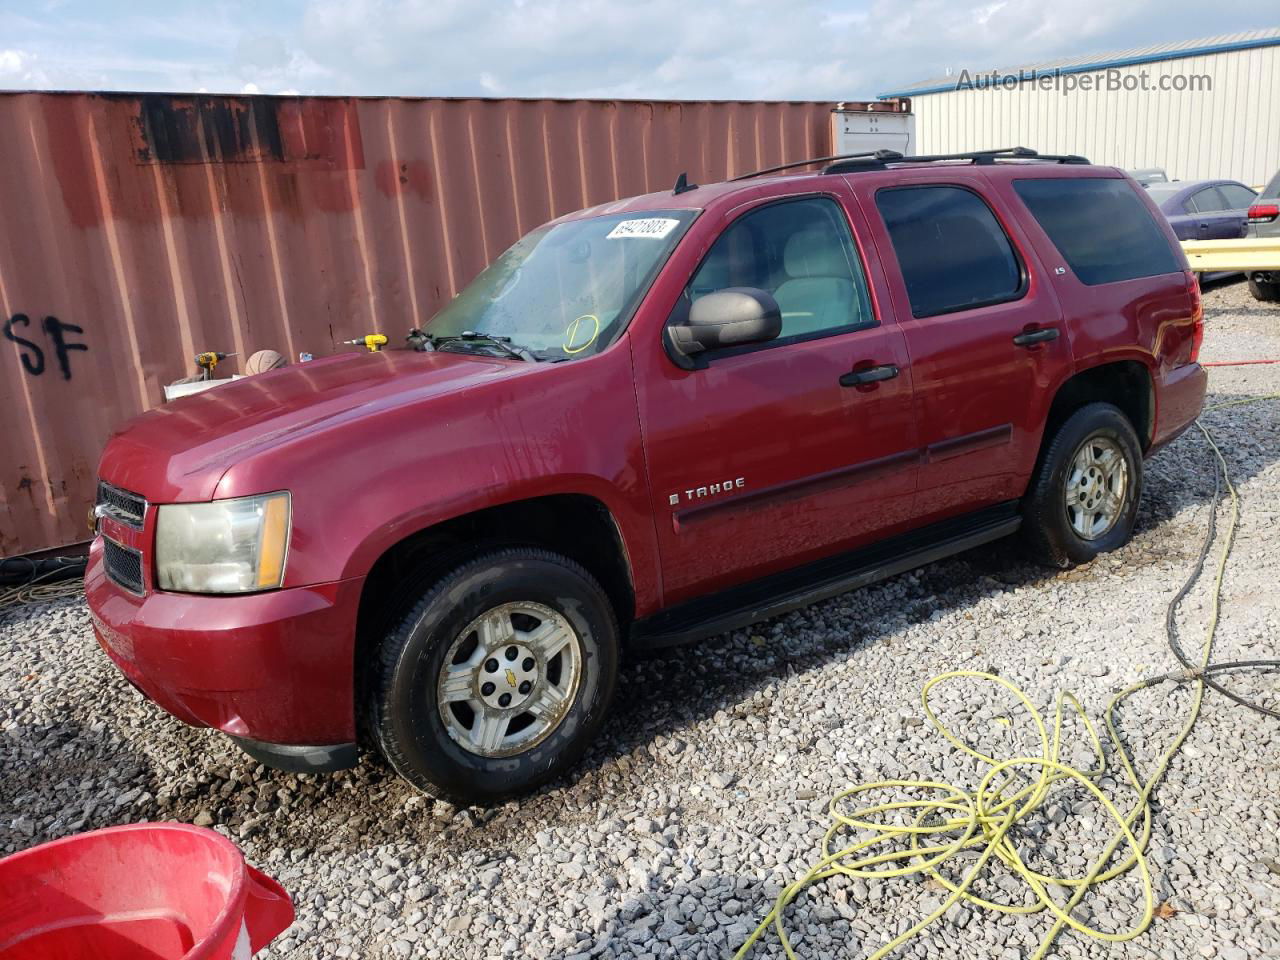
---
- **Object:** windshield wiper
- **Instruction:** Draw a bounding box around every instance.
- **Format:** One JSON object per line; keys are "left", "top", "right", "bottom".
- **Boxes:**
{"left": 415, "top": 330, "right": 537, "bottom": 362}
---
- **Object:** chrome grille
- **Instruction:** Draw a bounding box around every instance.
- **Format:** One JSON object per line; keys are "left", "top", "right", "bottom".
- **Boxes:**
{"left": 96, "top": 480, "right": 146, "bottom": 528}
{"left": 103, "top": 538, "right": 144, "bottom": 595}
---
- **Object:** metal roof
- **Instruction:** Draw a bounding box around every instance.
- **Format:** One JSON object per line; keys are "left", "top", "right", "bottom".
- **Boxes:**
{"left": 879, "top": 27, "right": 1280, "bottom": 98}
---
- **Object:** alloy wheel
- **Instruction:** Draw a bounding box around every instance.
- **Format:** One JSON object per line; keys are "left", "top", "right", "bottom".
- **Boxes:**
{"left": 1064, "top": 435, "right": 1129, "bottom": 540}
{"left": 436, "top": 601, "right": 583, "bottom": 758}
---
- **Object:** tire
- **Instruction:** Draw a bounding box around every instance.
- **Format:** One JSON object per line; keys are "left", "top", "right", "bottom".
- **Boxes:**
{"left": 1021, "top": 403, "right": 1143, "bottom": 568}
{"left": 1248, "top": 275, "right": 1280, "bottom": 302}
{"left": 370, "top": 547, "right": 619, "bottom": 805}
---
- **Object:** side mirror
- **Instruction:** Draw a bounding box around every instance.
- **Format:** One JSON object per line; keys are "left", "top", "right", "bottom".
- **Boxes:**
{"left": 665, "top": 287, "right": 782, "bottom": 368}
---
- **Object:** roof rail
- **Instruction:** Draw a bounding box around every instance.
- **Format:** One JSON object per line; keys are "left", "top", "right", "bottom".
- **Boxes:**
{"left": 729, "top": 147, "right": 1090, "bottom": 181}
{"left": 729, "top": 149, "right": 904, "bottom": 181}
{"left": 824, "top": 146, "right": 1090, "bottom": 174}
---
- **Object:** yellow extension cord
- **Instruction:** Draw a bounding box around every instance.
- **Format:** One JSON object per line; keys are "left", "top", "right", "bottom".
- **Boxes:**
{"left": 737, "top": 398, "right": 1279, "bottom": 960}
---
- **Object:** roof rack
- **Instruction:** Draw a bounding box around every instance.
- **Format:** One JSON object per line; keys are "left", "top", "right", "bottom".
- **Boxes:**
{"left": 824, "top": 146, "right": 1090, "bottom": 173}
{"left": 729, "top": 150, "right": 901, "bottom": 181}
{"left": 730, "top": 146, "right": 1090, "bottom": 181}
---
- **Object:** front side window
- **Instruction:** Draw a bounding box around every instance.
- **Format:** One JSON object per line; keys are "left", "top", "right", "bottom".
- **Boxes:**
{"left": 425, "top": 210, "right": 695, "bottom": 360}
{"left": 875, "top": 186, "right": 1023, "bottom": 318}
{"left": 684, "top": 196, "right": 874, "bottom": 342}
{"left": 1013, "top": 178, "right": 1180, "bottom": 286}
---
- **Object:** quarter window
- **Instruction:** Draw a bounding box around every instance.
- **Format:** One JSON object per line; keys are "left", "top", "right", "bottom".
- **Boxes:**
{"left": 685, "top": 197, "right": 874, "bottom": 343}
{"left": 1013, "top": 178, "right": 1181, "bottom": 286}
{"left": 875, "top": 186, "right": 1023, "bottom": 318}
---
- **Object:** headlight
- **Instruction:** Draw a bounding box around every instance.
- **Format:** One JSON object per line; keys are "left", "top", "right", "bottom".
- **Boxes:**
{"left": 155, "top": 492, "right": 291, "bottom": 594}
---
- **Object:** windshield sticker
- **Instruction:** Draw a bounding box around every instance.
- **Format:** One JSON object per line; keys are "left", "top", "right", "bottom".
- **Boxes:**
{"left": 606, "top": 218, "right": 680, "bottom": 240}
{"left": 563, "top": 314, "right": 600, "bottom": 354}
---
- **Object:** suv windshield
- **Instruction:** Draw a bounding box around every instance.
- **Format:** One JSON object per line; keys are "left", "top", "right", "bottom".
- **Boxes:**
{"left": 424, "top": 210, "right": 696, "bottom": 360}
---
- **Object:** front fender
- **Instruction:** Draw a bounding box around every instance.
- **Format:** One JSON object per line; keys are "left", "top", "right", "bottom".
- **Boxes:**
{"left": 337, "top": 475, "right": 642, "bottom": 584}
{"left": 211, "top": 346, "right": 662, "bottom": 612}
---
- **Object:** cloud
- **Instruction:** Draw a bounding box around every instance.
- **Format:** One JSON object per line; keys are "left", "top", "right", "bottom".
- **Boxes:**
{"left": 292, "top": 0, "right": 1279, "bottom": 99}
{"left": 0, "top": 0, "right": 1275, "bottom": 97}
{"left": 236, "top": 33, "right": 289, "bottom": 71}
{"left": 0, "top": 49, "right": 27, "bottom": 73}
{"left": 0, "top": 47, "right": 49, "bottom": 86}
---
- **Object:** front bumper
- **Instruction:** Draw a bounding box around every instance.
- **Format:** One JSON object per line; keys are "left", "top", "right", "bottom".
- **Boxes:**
{"left": 86, "top": 538, "right": 365, "bottom": 753}
{"left": 229, "top": 737, "right": 359, "bottom": 773}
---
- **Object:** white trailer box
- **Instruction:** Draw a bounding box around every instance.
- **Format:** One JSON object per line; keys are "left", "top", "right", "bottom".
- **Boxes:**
{"left": 831, "top": 99, "right": 915, "bottom": 156}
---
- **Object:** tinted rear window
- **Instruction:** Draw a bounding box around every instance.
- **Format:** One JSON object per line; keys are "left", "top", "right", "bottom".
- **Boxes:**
{"left": 1142, "top": 183, "right": 1183, "bottom": 204}
{"left": 1218, "top": 183, "right": 1257, "bottom": 209}
{"left": 875, "top": 185, "right": 1023, "bottom": 318}
{"left": 1013, "top": 178, "right": 1180, "bottom": 286}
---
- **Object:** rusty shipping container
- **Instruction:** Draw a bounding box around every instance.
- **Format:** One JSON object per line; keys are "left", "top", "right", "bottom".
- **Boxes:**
{"left": 0, "top": 92, "right": 839, "bottom": 558}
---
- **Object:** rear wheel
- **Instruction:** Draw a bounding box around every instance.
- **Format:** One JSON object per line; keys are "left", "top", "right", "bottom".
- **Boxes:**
{"left": 370, "top": 547, "right": 619, "bottom": 805}
{"left": 1021, "top": 403, "right": 1143, "bottom": 567}
{"left": 1248, "top": 274, "right": 1280, "bottom": 302}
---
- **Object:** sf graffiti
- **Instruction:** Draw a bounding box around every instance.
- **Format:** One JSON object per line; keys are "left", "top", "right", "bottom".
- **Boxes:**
{"left": 4, "top": 314, "right": 89, "bottom": 381}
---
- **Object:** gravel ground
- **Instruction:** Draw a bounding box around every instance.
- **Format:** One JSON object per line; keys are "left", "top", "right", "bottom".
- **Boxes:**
{"left": 3, "top": 278, "right": 1278, "bottom": 960}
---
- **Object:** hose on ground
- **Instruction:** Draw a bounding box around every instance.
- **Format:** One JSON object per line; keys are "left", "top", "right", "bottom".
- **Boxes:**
{"left": 737, "top": 395, "right": 1278, "bottom": 960}
{"left": 1159, "top": 421, "right": 1280, "bottom": 720}
{"left": 0, "top": 556, "right": 85, "bottom": 610}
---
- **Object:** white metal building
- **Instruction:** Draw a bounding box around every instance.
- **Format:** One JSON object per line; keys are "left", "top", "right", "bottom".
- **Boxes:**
{"left": 879, "top": 28, "right": 1280, "bottom": 187}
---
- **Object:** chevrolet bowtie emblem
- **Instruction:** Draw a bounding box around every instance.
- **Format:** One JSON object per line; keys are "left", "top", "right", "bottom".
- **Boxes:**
{"left": 505, "top": 669, "right": 517, "bottom": 688}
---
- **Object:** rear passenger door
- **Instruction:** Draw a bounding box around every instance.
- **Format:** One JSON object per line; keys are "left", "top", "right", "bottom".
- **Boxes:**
{"left": 1186, "top": 186, "right": 1243, "bottom": 240}
{"left": 852, "top": 174, "right": 1073, "bottom": 524}
{"left": 1216, "top": 183, "right": 1258, "bottom": 239}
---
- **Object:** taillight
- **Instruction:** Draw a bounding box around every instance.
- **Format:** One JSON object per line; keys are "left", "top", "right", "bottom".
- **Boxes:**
{"left": 1247, "top": 203, "right": 1279, "bottom": 223}
{"left": 1186, "top": 270, "right": 1204, "bottom": 364}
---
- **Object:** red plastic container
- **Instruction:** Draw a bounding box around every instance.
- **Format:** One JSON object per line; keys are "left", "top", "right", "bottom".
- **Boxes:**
{"left": 0, "top": 823, "right": 294, "bottom": 959}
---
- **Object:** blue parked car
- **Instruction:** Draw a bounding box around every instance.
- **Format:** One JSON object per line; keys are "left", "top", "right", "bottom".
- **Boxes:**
{"left": 1142, "top": 178, "right": 1258, "bottom": 282}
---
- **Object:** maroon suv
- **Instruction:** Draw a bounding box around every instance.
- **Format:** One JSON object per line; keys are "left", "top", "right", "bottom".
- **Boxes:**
{"left": 87, "top": 148, "right": 1206, "bottom": 805}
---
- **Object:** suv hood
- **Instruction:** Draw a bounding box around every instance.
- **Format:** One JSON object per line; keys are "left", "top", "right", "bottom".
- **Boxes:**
{"left": 99, "top": 350, "right": 530, "bottom": 502}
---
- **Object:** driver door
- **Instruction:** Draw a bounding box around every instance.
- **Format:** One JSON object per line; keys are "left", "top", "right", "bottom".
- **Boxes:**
{"left": 634, "top": 190, "right": 919, "bottom": 606}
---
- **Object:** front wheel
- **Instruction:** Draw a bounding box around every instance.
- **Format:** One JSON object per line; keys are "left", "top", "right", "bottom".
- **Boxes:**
{"left": 370, "top": 547, "right": 619, "bottom": 805}
{"left": 1021, "top": 402, "right": 1143, "bottom": 568}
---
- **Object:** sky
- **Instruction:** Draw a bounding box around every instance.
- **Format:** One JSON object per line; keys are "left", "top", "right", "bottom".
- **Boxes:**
{"left": 0, "top": 0, "right": 1276, "bottom": 101}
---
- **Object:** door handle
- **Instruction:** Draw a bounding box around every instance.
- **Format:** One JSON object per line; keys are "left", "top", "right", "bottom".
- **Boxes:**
{"left": 840, "top": 363, "right": 899, "bottom": 387}
{"left": 1012, "top": 328, "right": 1060, "bottom": 347}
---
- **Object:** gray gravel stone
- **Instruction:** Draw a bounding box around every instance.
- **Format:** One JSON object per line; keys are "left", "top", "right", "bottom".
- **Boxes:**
{"left": 1, "top": 282, "right": 1277, "bottom": 959}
